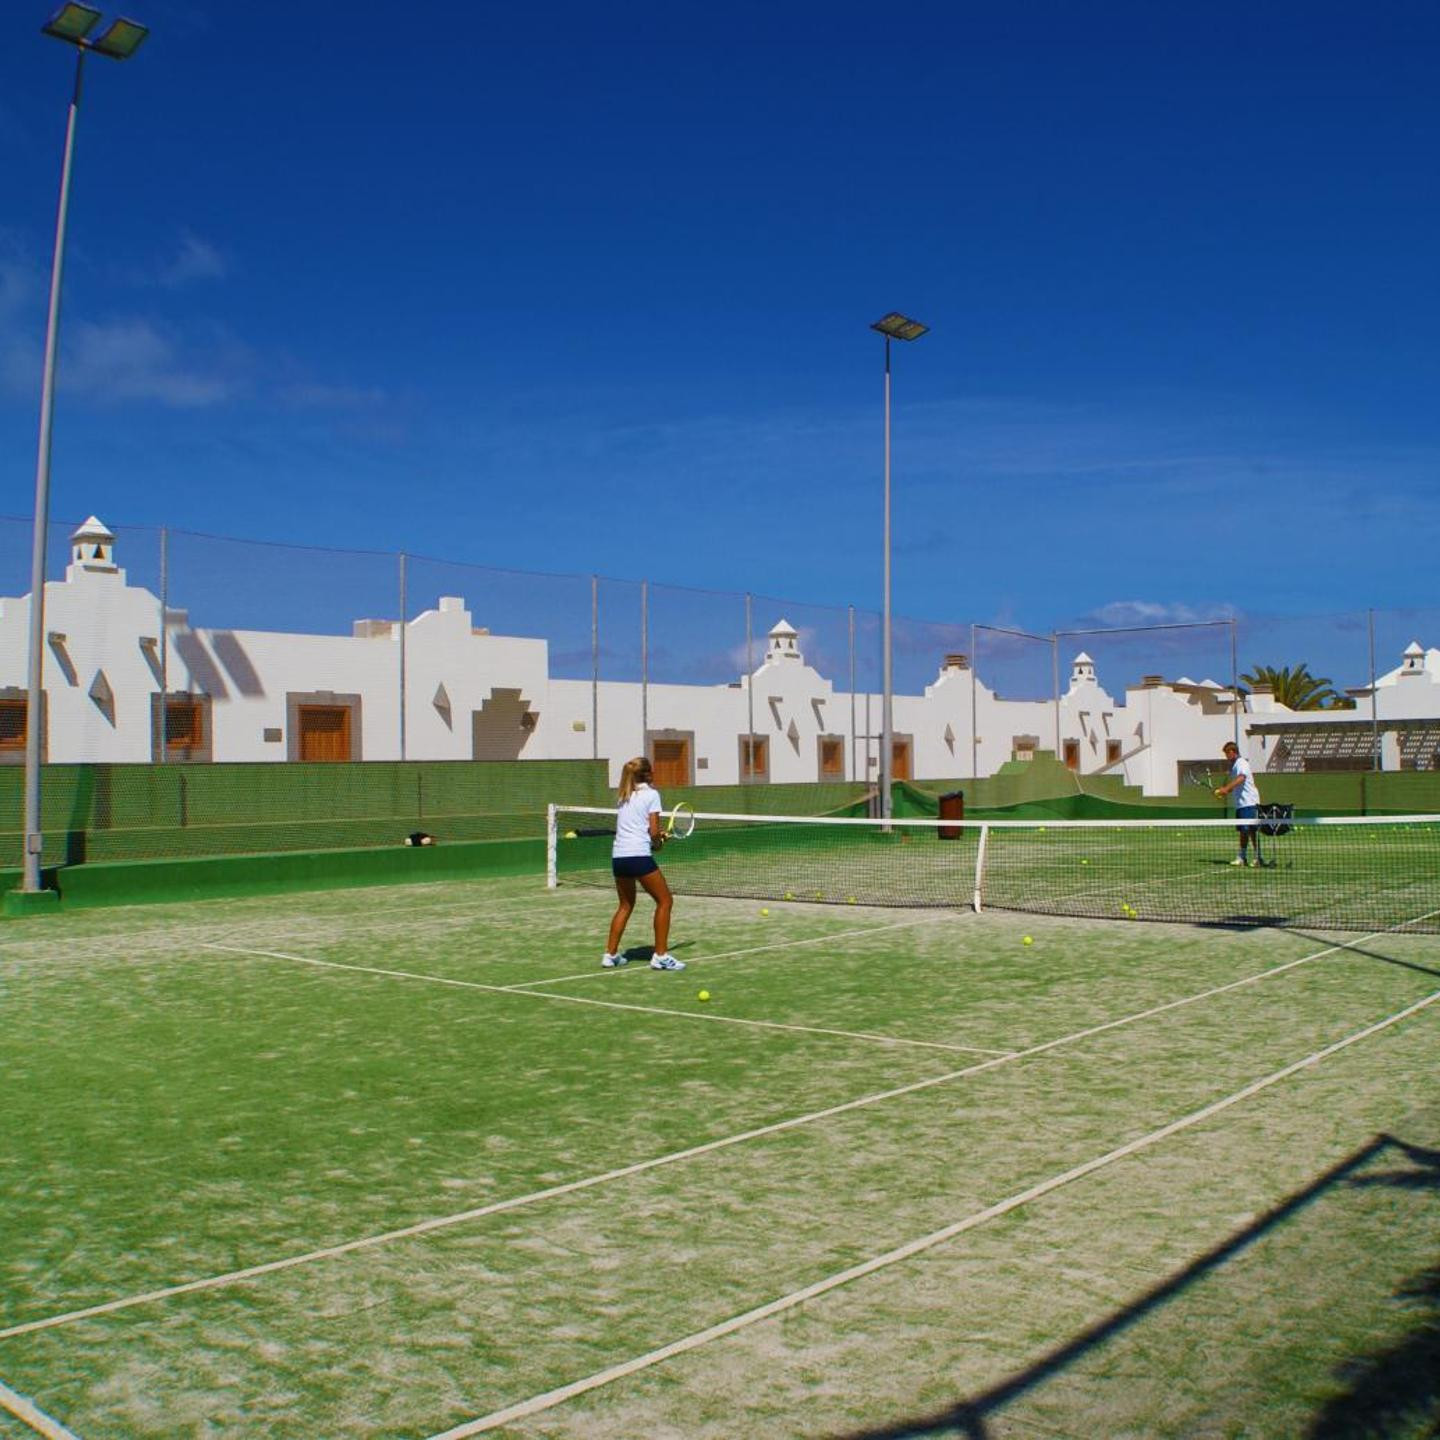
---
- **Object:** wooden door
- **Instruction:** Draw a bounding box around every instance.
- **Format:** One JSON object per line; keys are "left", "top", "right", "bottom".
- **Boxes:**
{"left": 652, "top": 738, "right": 689, "bottom": 788}
{"left": 1064, "top": 739, "right": 1080, "bottom": 770}
{"left": 298, "top": 705, "right": 351, "bottom": 762}
{"left": 891, "top": 739, "right": 911, "bottom": 781}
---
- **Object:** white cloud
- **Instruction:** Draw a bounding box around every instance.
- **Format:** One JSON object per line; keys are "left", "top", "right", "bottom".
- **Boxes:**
{"left": 158, "top": 230, "right": 228, "bottom": 288}
{"left": 1079, "top": 599, "right": 1240, "bottom": 629}
{"left": 63, "top": 318, "right": 239, "bottom": 407}
{"left": 277, "top": 381, "right": 389, "bottom": 411}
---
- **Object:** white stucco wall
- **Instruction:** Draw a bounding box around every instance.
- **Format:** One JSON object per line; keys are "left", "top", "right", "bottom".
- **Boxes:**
{"left": 4, "top": 522, "right": 1436, "bottom": 787}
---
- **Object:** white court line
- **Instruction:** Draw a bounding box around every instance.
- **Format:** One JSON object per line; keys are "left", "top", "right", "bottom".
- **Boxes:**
{"left": 199, "top": 944, "right": 1009, "bottom": 1056}
{"left": 3, "top": 918, "right": 1421, "bottom": 1345}
{"left": 507, "top": 910, "right": 964, "bottom": 988}
{"left": 430, "top": 985, "right": 1440, "bottom": 1437}
{"left": 0, "top": 1379, "right": 83, "bottom": 1440}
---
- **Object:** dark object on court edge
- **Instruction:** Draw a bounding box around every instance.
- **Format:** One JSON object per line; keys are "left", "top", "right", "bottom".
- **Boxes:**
{"left": 405, "top": 831, "right": 436, "bottom": 846}
{"left": 938, "top": 791, "right": 965, "bottom": 840}
{"left": 1258, "top": 803, "right": 1293, "bottom": 837}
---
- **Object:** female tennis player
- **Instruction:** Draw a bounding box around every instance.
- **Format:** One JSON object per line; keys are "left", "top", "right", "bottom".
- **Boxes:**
{"left": 602, "top": 755, "right": 684, "bottom": 971}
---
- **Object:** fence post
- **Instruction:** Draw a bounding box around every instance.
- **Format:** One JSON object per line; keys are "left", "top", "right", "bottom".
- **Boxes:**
{"left": 1368, "top": 608, "right": 1379, "bottom": 770}
{"left": 1230, "top": 618, "right": 1240, "bottom": 749}
{"left": 848, "top": 604, "right": 856, "bottom": 784}
{"left": 1051, "top": 632, "right": 1060, "bottom": 760}
{"left": 398, "top": 551, "right": 407, "bottom": 762}
{"left": 744, "top": 592, "right": 754, "bottom": 783}
{"left": 969, "top": 621, "right": 978, "bottom": 782}
{"left": 591, "top": 575, "right": 599, "bottom": 763}
{"left": 640, "top": 579, "right": 648, "bottom": 758}
{"left": 158, "top": 525, "right": 168, "bottom": 764}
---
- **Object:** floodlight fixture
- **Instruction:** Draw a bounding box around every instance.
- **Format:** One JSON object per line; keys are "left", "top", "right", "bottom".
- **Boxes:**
{"left": 91, "top": 16, "right": 148, "bottom": 57}
{"left": 41, "top": 2, "right": 101, "bottom": 42}
{"left": 871, "top": 312, "right": 928, "bottom": 342}
{"left": 42, "top": 3, "right": 148, "bottom": 57}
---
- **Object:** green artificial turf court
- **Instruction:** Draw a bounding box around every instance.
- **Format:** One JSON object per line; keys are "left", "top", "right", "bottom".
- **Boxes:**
{"left": 2, "top": 870, "right": 1438, "bottom": 1438}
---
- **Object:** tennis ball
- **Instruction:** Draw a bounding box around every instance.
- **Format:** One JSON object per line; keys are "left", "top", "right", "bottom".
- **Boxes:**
{"left": 697, "top": 989, "right": 710, "bottom": 1002}
{"left": 847, "top": 895, "right": 857, "bottom": 904}
{"left": 1023, "top": 935, "right": 1033, "bottom": 946}
{"left": 784, "top": 891, "right": 795, "bottom": 900}
{"left": 760, "top": 907, "right": 770, "bottom": 916}
{"left": 563, "top": 830, "right": 577, "bottom": 839}
{"left": 1081, "top": 859, "right": 1089, "bottom": 865}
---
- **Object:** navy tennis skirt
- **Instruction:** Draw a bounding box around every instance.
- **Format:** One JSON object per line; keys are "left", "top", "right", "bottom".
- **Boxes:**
{"left": 612, "top": 855, "right": 659, "bottom": 878}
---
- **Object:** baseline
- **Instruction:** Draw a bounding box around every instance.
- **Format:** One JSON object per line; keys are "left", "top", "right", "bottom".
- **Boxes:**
{"left": 429, "top": 986, "right": 1440, "bottom": 1438}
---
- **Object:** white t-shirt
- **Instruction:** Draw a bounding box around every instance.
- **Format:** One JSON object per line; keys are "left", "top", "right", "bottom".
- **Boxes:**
{"left": 1229, "top": 755, "right": 1259, "bottom": 808}
{"left": 613, "top": 783, "right": 662, "bottom": 858}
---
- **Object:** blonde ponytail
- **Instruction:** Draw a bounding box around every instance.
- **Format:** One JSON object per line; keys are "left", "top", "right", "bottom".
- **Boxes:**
{"left": 617, "top": 755, "right": 653, "bottom": 804}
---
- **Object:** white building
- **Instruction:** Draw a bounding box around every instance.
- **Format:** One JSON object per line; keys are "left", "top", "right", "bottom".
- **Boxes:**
{"left": 3, "top": 519, "right": 1436, "bottom": 789}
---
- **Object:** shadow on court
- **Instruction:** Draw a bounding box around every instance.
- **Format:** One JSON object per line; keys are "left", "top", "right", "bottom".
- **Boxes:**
{"left": 826, "top": 1133, "right": 1438, "bottom": 1440}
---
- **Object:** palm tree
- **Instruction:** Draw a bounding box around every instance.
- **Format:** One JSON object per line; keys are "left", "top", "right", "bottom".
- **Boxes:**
{"left": 1240, "top": 662, "right": 1350, "bottom": 710}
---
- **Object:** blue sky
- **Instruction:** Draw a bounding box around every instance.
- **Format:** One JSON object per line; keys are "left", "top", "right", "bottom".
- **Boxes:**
{"left": 1, "top": 0, "right": 1438, "bottom": 687}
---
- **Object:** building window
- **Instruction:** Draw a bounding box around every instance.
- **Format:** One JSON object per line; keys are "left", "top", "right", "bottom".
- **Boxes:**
{"left": 1106, "top": 739, "right": 1122, "bottom": 766}
{"left": 740, "top": 735, "right": 769, "bottom": 781}
{"left": 0, "top": 699, "right": 26, "bottom": 751}
{"left": 818, "top": 735, "right": 845, "bottom": 779}
{"left": 1063, "top": 739, "right": 1080, "bottom": 770}
{"left": 0, "top": 690, "right": 41, "bottom": 764}
{"left": 152, "top": 693, "right": 213, "bottom": 762}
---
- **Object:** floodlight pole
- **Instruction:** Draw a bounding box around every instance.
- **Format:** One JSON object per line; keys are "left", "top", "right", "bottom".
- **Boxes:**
{"left": 871, "top": 312, "right": 927, "bottom": 824}
{"left": 21, "top": 47, "right": 86, "bottom": 894}
{"left": 22, "top": 6, "right": 148, "bottom": 897}
{"left": 880, "top": 333, "right": 893, "bottom": 821}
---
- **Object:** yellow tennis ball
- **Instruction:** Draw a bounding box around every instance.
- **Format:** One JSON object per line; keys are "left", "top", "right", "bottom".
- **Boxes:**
{"left": 847, "top": 895, "right": 857, "bottom": 904}
{"left": 697, "top": 990, "right": 710, "bottom": 1002}
{"left": 760, "top": 907, "right": 769, "bottom": 916}
{"left": 563, "top": 830, "right": 577, "bottom": 839}
{"left": 784, "top": 891, "right": 795, "bottom": 900}
{"left": 1081, "top": 859, "right": 1089, "bottom": 865}
{"left": 1023, "top": 935, "right": 1033, "bottom": 946}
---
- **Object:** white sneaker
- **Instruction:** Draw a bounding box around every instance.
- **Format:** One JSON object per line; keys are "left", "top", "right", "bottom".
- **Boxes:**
{"left": 601, "top": 953, "right": 628, "bottom": 968}
{"left": 649, "top": 954, "right": 685, "bottom": 971}
{"left": 1229, "top": 856, "right": 1249, "bottom": 867}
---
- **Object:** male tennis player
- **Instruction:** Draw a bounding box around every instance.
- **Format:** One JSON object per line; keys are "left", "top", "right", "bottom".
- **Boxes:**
{"left": 1213, "top": 740, "right": 1261, "bottom": 867}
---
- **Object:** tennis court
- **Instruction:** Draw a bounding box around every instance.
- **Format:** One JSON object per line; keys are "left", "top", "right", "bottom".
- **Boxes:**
{"left": 3, "top": 844, "right": 1438, "bottom": 1436}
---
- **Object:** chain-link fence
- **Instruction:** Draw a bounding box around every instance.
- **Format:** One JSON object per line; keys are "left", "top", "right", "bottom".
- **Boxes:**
{"left": 0, "top": 511, "right": 1434, "bottom": 787}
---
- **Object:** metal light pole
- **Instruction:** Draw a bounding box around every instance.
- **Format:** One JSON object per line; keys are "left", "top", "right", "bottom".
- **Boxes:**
{"left": 870, "top": 312, "right": 927, "bottom": 823}
{"left": 21, "top": 4, "right": 148, "bottom": 897}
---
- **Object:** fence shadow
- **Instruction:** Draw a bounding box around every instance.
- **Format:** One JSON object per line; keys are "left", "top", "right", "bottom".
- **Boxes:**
{"left": 827, "top": 1133, "right": 1430, "bottom": 1440}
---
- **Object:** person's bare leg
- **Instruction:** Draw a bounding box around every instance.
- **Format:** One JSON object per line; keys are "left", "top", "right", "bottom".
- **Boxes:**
{"left": 607, "top": 876, "right": 637, "bottom": 955}
{"left": 638, "top": 868, "right": 673, "bottom": 955}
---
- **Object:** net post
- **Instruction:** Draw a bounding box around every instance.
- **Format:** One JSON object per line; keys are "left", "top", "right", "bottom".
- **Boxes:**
{"left": 972, "top": 822, "right": 989, "bottom": 912}
{"left": 545, "top": 804, "right": 558, "bottom": 889}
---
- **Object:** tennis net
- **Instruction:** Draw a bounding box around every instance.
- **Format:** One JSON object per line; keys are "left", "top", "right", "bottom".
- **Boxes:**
{"left": 547, "top": 805, "right": 1440, "bottom": 933}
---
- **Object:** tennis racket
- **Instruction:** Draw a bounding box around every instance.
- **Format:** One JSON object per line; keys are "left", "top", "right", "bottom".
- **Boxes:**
{"left": 664, "top": 803, "right": 696, "bottom": 841}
